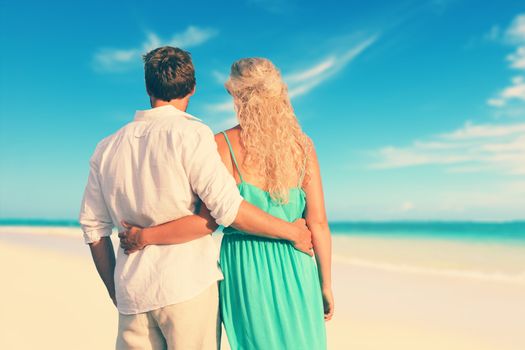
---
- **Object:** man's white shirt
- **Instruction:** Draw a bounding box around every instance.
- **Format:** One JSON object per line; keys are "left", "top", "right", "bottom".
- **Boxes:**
{"left": 79, "top": 105, "right": 243, "bottom": 314}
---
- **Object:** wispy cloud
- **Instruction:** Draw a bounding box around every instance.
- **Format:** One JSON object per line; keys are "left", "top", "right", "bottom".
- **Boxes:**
{"left": 93, "top": 49, "right": 138, "bottom": 72}
{"left": 505, "top": 14, "right": 525, "bottom": 44}
{"left": 488, "top": 13, "right": 525, "bottom": 108}
{"left": 93, "top": 26, "right": 217, "bottom": 73}
{"left": 286, "top": 36, "right": 377, "bottom": 98}
{"left": 440, "top": 119, "right": 525, "bottom": 139}
{"left": 371, "top": 14, "right": 525, "bottom": 203}
{"left": 207, "top": 100, "right": 235, "bottom": 113}
{"left": 372, "top": 121, "right": 525, "bottom": 175}
{"left": 211, "top": 70, "right": 229, "bottom": 84}
{"left": 207, "top": 35, "right": 378, "bottom": 117}
{"left": 507, "top": 46, "right": 525, "bottom": 70}
{"left": 487, "top": 76, "right": 525, "bottom": 107}
{"left": 484, "top": 25, "right": 501, "bottom": 41}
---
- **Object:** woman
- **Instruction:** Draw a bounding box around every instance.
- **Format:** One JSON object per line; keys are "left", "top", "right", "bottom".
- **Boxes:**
{"left": 121, "top": 58, "right": 333, "bottom": 349}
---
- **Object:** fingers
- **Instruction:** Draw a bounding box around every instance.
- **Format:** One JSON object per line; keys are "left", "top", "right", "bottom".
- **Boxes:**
{"left": 323, "top": 304, "right": 334, "bottom": 321}
{"left": 120, "top": 221, "right": 144, "bottom": 230}
{"left": 118, "top": 231, "right": 132, "bottom": 250}
{"left": 306, "top": 228, "right": 313, "bottom": 239}
{"left": 303, "top": 244, "right": 313, "bottom": 256}
{"left": 293, "top": 218, "right": 307, "bottom": 228}
{"left": 323, "top": 297, "right": 335, "bottom": 321}
{"left": 120, "top": 220, "right": 131, "bottom": 229}
{"left": 294, "top": 239, "right": 314, "bottom": 256}
{"left": 300, "top": 246, "right": 314, "bottom": 257}
{"left": 324, "top": 308, "right": 334, "bottom": 321}
{"left": 120, "top": 236, "right": 142, "bottom": 252}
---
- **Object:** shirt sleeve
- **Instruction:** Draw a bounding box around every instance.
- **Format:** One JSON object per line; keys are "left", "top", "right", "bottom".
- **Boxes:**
{"left": 181, "top": 123, "right": 243, "bottom": 227}
{"left": 79, "top": 152, "right": 114, "bottom": 244}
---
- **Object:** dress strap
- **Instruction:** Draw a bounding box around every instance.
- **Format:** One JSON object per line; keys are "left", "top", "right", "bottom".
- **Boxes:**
{"left": 221, "top": 131, "right": 244, "bottom": 182}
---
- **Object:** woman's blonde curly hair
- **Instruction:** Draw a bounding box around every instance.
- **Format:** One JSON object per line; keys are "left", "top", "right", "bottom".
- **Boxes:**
{"left": 225, "top": 58, "right": 311, "bottom": 204}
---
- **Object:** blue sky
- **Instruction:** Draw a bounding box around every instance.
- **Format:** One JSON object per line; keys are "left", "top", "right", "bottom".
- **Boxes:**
{"left": 1, "top": 0, "right": 524, "bottom": 221}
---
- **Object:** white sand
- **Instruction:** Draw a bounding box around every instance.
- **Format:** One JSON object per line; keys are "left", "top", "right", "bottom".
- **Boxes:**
{"left": 1, "top": 228, "right": 524, "bottom": 350}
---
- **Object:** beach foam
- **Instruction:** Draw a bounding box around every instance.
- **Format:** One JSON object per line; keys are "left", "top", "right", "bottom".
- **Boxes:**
{"left": 334, "top": 254, "right": 525, "bottom": 285}
{"left": 0, "top": 225, "right": 84, "bottom": 237}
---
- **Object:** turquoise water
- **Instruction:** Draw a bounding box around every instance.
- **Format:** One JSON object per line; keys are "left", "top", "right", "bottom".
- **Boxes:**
{"left": 1, "top": 219, "right": 524, "bottom": 243}
{"left": 0, "top": 219, "right": 80, "bottom": 227}
{"left": 330, "top": 221, "right": 525, "bottom": 243}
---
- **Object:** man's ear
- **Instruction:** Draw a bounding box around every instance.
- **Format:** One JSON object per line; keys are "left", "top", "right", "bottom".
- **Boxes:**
{"left": 189, "top": 86, "right": 196, "bottom": 97}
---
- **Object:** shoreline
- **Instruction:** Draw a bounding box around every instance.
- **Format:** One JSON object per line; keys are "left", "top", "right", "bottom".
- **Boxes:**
{"left": 2, "top": 226, "right": 525, "bottom": 284}
{"left": 1, "top": 229, "right": 525, "bottom": 349}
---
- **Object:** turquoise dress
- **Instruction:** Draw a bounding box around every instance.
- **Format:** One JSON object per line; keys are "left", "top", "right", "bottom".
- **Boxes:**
{"left": 219, "top": 132, "right": 327, "bottom": 350}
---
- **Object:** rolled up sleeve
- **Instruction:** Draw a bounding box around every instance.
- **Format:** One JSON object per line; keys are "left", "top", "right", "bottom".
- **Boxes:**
{"left": 181, "top": 123, "right": 243, "bottom": 227}
{"left": 79, "top": 156, "right": 114, "bottom": 244}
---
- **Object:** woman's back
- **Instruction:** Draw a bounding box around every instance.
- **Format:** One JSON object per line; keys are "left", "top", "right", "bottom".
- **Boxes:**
{"left": 218, "top": 57, "right": 329, "bottom": 350}
{"left": 216, "top": 127, "right": 305, "bottom": 191}
{"left": 219, "top": 128, "right": 306, "bottom": 230}
{"left": 218, "top": 128, "right": 327, "bottom": 350}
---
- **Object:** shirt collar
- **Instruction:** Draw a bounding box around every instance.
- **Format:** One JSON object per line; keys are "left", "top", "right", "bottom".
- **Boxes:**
{"left": 134, "top": 105, "right": 202, "bottom": 122}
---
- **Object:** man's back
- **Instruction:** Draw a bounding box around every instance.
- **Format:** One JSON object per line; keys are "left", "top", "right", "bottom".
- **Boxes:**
{"left": 80, "top": 105, "right": 242, "bottom": 314}
{"left": 97, "top": 107, "right": 198, "bottom": 228}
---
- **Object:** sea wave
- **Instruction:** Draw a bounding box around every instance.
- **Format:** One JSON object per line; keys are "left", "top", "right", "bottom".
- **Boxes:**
{"left": 334, "top": 254, "right": 525, "bottom": 285}
{"left": 3, "top": 225, "right": 525, "bottom": 286}
{"left": 0, "top": 225, "right": 84, "bottom": 237}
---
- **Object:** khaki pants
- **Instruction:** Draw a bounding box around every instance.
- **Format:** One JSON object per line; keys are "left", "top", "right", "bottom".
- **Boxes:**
{"left": 116, "top": 283, "right": 220, "bottom": 350}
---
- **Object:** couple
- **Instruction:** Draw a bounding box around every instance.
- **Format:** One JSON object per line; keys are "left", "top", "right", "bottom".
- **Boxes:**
{"left": 79, "top": 46, "right": 333, "bottom": 350}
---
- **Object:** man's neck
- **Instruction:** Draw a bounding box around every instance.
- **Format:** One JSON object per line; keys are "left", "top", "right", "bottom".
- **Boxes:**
{"left": 151, "top": 98, "right": 188, "bottom": 112}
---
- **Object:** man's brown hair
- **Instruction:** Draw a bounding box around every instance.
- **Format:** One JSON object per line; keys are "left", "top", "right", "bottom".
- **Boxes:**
{"left": 142, "top": 46, "right": 196, "bottom": 101}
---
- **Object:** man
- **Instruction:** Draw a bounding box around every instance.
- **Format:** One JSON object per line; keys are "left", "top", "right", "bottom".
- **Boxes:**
{"left": 79, "top": 46, "right": 312, "bottom": 350}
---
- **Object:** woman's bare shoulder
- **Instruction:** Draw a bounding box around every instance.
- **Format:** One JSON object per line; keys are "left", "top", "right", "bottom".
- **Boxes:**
{"left": 214, "top": 126, "right": 241, "bottom": 157}
{"left": 214, "top": 132, "right": 228, "bottom": 158}
{"left": 214, "top": 126, "right": 241, "bottom": 173}
{"left": 214, "top": 126, "right": 241, "bottom": 146}
{"left": 214, "top": 125, "right": 240, "bottom": 137}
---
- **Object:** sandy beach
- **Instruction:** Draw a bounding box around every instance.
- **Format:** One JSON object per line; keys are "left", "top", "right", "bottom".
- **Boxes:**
{"left": 1, "top": 227, "right": 524, "bottom": 350}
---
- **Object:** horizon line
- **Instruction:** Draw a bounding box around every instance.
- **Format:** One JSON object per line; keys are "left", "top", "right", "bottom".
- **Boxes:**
{"left": 0, "top": 218, "right": 524, "bottom": 226}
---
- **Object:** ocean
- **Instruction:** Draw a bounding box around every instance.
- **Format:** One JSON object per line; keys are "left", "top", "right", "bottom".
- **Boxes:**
{"left": 1, "top": 219, "right": 524, "bottom": 285}
{"left": 1, "top": 219, "right": 524, "bottom": 243}
{"left": 329, "top": 221, "right": 525, "bottom": 243}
